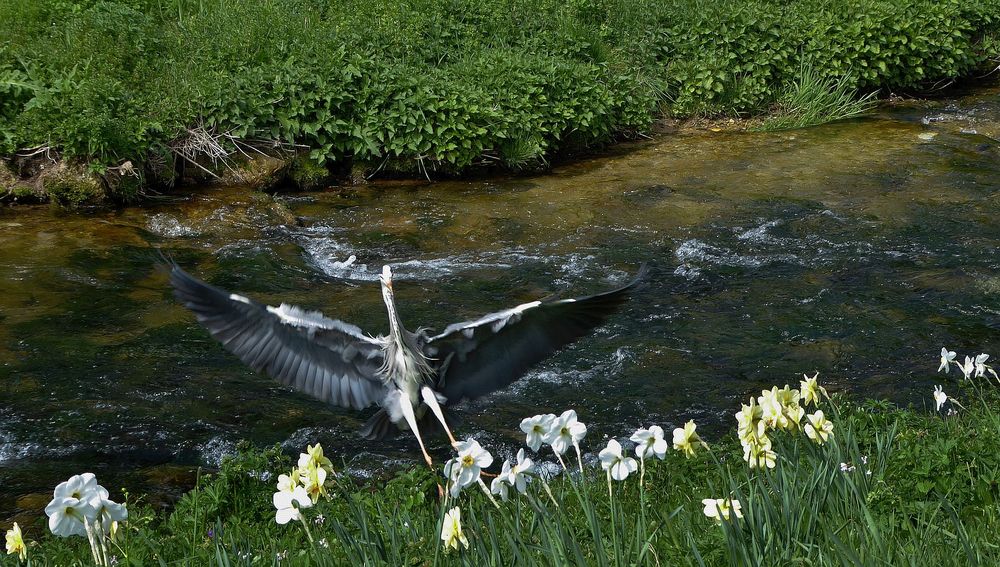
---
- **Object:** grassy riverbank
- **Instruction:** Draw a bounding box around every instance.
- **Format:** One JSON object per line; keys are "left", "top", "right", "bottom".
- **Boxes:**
{"left": 1, "top": 0, "right": 999, "bottom": 204}
{"left": 8, "top": 370, "right": 1000, "bottom": 566}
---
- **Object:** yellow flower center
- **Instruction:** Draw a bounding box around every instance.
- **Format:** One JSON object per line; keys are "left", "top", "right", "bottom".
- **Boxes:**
{"left": 462, "top": 455, "right": 474, "bottom": 467}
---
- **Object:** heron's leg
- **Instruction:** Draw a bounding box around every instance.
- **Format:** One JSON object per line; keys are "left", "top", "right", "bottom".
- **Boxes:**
{"left": 420, "top": 386, "right": 457, "bottom": 446}
{"left": 398, "top": 394, "right": 434, "bottom": 468}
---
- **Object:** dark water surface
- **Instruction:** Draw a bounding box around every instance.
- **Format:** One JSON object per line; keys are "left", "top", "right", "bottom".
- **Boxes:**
{"left": 3, "top": 88, "right": 999, "bottom": 521}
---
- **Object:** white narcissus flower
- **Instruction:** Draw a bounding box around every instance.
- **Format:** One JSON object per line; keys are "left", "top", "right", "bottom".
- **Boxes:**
{"left": 490, "top": 466, "right": 511, "bottom": 502}
{"left": 92, "top": 487, "right": 128, "bottom": 533}
{"left": 758, "top": 387, "right": 788, "bottom": 430}
{"left": 736, "top": 397, "right": 766, "bottom": 444}
{"left": 938, "top": 348, "right": 956, "bottom": 373}
{"left": 440, "top": 507, "right": 469, "bottom": 551}
{"left": 53, "top": 473, "right": 99, "bottom": 502}
{"left": 446, "top": 438, "right": 493, "bottom": 498}
{"left": 45, "top": 474, "right": 127, "bottom": 537}
{"left": 543, "top": 410, "right": 587, "bottom": 455}
{"left": 743, "top": 437, "right": 776, "bottom": 469}
{"left": 519, "top": 414, "right": 555, "bottom": 452}
{"left": 783, "top": 402, "right": 805, "bottom": 430}
{"left": 960, "top": 356, "right": 975, "bottom": 379}
{"left": 297, "top": 443, "right": 334, "bottom": 475}
{"left": 276, "top": 471, "right": 299, "bottom": 493}
{"left": 443, "top": 457, "right": 463, "bottom": 495}
{"left": 599, "top": 439, "right": 638, "bottom": 481}
{"left": 702, "top": 498, "right": 743, "bottom": 523}
{"left": 933, "top": 385, "right": 948, "bottom": 412}
{"left": 800, "top": 372, "right": 828, "bottom": 407}
{"left": 672, "top": 420, "right": 705, "bottom": 458}
{"left": 630, "top": 426, "right": 668, "bottom": 460}
{"left": 508, "top": 449, "right": 534, "bottom": 493}
{"left": 975, "top": 354, "right": 990, "bottom": 378}
{"left": 273, "top": 485, "right": 311, "bottom": 525}
{"left": 45, "top": 473, "right": 109, "bottom": 538}
{"left": 299, "top": 462, "right": 328, "bottom": 503}
{"left": 45, "top": 495, "right": 95, "bottom": 538}
{"left": 5, "top": 522, "right": 26, "bottom": 561}
{"left": 804, "top": 410, "right": 834, "bottom": 445}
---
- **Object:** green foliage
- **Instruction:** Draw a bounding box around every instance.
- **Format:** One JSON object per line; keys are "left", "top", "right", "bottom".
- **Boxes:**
{"left": 0, "top": 0, "right": 997, "bottom": 183}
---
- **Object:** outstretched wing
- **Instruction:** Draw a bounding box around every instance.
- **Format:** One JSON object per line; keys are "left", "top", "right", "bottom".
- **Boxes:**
{"left": 169, "top": 265, "right": 387, "bottom": 410}
{"left": 427, "top": 265, "right": 647, "bottom": 404}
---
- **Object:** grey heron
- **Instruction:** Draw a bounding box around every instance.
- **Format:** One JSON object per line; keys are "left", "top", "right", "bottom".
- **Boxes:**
{"left": 168, "top": 262, "right": 646, "bottom": 466}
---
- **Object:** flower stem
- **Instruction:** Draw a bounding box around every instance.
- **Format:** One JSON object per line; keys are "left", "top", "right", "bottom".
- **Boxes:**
{"left": 554, "top": 451, "right": 567, "bottom": 473}
{"left": 540, "top": 478, "right": 560, "bottom": 509}
{"left": 298, "top": 515, "right": 315, "bottom": 544}
{"left": 573, "top": 442, "right": 584, "bottom": 476}
{"left": 84, "top": 517, "right": 105, "bottom": 566}
{"left": 639, "top": 455, "right": 646, "bottom": 488}
{"left": 478, "top": 478, "right": 501, "bottom": 509}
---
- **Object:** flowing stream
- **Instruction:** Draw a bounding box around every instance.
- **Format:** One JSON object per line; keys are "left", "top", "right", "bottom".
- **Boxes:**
{"left": 2, "top": 87, "right": 999, "bottom": 520}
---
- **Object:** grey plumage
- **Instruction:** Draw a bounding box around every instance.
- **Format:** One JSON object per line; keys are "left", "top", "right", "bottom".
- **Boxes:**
{"left": 168, "top": 263, "right": 646, "bottom": 442}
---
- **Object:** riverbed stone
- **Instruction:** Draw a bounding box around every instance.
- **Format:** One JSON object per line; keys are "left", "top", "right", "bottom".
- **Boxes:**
{"left": 221, "top": 154, "right": 289, "bottom": 191}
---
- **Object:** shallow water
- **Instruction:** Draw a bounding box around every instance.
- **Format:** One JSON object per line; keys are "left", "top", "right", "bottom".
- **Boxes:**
{"left": 2, "top": 87, "right": 999, "bottom": 520}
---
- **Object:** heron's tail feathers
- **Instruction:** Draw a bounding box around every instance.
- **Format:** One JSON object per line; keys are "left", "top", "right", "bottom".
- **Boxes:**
{"left": 360, "top": 409, "right": 396, "bottom": 441}
{"left": 358, "top": 407, "right": 464, "bottom": 441}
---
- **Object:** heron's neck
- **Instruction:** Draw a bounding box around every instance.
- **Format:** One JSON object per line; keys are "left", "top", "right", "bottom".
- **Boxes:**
{"left": 378, "top": 284, "right": 430, "bottom": 389}
{"left": 381, "top": 287, "right": 404, "bottom": 343}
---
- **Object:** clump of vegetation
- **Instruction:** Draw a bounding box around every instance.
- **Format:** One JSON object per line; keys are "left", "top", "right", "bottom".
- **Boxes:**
{"left": 0, "top": 0, "right": 998, "bottom": 200}
{"left": 758, "top": 65, "right": 878, "bottom": 131}
{"left": 288, "top": 154, "right": 333, "bottom": 191}
{"left": 8, "top": 349, "right": 1000, "bottom": 565}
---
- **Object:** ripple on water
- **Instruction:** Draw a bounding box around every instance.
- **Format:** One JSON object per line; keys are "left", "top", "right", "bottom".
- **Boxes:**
{"left": 300, "top": 231, "right": 550, "bottom": 282}
{"left": 0, "top": 434, "right": 82, "bottom": 463}
{"left": 147, "top": 213, "right": 200, "bottom": 237}
{"left": 500, "top": 346, "right": 635, "bottom": 397}
{"left": 198, "top": 436, "right": 238, "bottom": 467}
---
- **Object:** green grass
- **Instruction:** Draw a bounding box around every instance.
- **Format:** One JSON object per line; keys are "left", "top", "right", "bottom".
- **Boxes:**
{"left": 0, "top": 0, "right": 998, "bottom": 196}
{"left": 9, "top": 375, "right": 1000, "bottom": 566}
{"left": 757, "top": 65, "right": 878, "bottom": 131}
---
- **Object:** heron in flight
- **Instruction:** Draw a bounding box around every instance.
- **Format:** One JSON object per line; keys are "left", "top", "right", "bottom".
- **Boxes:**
{"left": 169, "top": 262, "right": 645, "bottom": 466}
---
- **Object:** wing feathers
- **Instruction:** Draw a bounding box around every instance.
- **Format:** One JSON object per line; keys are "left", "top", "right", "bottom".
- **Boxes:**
{"left": 429, "top": 265, "right": 645, "bottom": 404}
{"left": 169, "top": 265, "right": 386, "bottom": 411}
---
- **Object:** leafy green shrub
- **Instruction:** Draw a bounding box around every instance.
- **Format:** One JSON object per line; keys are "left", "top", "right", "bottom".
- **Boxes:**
{"left": 0, "top": 0, "right": 998, "bottom": 189}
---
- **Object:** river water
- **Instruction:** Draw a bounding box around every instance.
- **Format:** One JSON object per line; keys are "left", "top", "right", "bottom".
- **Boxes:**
{"left": 2, "top": 88, "right": 999, "bottom": 520}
